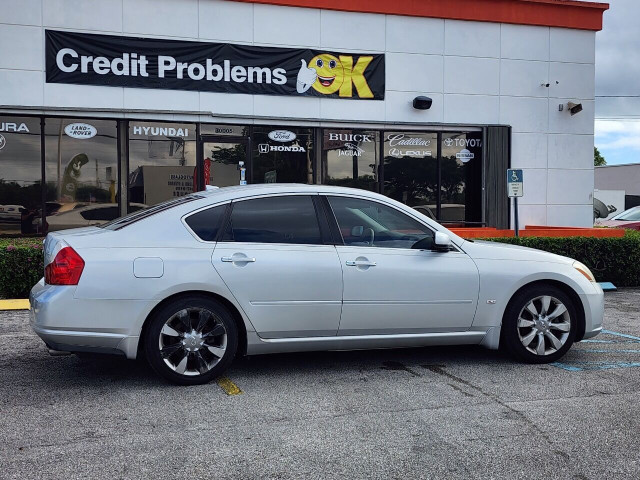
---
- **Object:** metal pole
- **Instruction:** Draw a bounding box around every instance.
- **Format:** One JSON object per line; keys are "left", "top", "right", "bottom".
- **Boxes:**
{"left": 514, "top": 196, "right": 519, "bottom": 237}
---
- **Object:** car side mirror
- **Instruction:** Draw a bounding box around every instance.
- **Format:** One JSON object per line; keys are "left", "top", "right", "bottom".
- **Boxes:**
{"left": 433, "top": 232, "right": 452, "bottom": 251}
{"left": 351, "top": 225, "right": 364, "bottom": 237}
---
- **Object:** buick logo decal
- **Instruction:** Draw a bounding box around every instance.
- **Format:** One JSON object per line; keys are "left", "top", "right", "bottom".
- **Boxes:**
{"left": 0, "top": 134, "right": 6, "bottom": 150}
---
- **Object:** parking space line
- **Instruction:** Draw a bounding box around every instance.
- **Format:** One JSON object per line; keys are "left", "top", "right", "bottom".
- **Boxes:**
{"left": 0, "top": 299, "right": 30, "bottom": 311}
{"left": 552, "top": 330, "right": 640, "bottom": 372}
{"left": 602, "top": 329, "right": 640, "bottom": 342}
{"left": 553, "top": 361, "right": 640, "bottom": 371}
{"left": 217, "top": 377, "right": 242, "bottom": 396}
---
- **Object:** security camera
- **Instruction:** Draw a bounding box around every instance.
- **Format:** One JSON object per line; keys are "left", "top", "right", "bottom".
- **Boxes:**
{"left": 412, "top": 96, "right": 433, "bottom": 110}
{"left": 567, "top": 102, "right": 583, "bottom": 116}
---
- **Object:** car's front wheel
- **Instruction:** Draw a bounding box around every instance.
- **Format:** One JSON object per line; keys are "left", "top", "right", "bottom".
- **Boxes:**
{"left": 144, "top": 296, "right": 238, "bottom": 385}
{"left": 502, "top": 284, "right": 577, "bottom": 363}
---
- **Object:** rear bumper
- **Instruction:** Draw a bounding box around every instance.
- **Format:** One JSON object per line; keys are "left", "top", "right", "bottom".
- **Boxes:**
{"left": 29, "top": 279, "right": 144, "bottom": 359}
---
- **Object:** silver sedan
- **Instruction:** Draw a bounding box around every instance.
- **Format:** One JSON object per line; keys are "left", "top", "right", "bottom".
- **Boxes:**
{"left": 30, "top": 184, "right": 603, "bottom": 385}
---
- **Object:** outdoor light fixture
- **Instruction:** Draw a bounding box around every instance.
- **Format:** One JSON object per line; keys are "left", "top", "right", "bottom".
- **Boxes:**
{"left": 567, "top": 102, "right": 583, "bottom": 115}
{"left": 412, "top": 96, "right": 433, "bottom": 110}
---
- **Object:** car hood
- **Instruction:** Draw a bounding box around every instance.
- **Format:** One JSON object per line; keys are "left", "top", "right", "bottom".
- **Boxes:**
{"left": 599, "top": 220, "right": 640, "bottom": 228}
{"left": 461, "top": 239, "right": 574, "bottom": 264}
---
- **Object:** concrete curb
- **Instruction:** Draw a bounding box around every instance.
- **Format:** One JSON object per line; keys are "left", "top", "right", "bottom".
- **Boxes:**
{"left": 0, "top": 299, "right": 29, "bottom": 311}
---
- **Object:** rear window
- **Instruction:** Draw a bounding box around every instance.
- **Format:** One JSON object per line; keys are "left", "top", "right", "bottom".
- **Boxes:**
{"left": 184, "top": 204, "right": 227, "bottom": 241}
{"left": 100, "top": 195, "right": 203, "bottom": 230}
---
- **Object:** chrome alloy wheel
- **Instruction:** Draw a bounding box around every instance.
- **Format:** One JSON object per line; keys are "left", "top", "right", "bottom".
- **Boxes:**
{"left": 158, "top": 307, "right": 228, "bottom": 376}
{"left": 517, "top": 295, "right": 571, "bottom": 356}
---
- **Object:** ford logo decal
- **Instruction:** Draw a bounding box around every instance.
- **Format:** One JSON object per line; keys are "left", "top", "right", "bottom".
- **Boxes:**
{"left": 64, "top": 123, "right": 97, "bottom": 139}
{"left": 268, "top": 130, "right": 296, "bottom": 142}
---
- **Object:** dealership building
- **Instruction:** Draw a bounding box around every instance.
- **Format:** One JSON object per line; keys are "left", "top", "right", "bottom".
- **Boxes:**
{"left": 0, "top": 0, "right": 608, "bottom": 235}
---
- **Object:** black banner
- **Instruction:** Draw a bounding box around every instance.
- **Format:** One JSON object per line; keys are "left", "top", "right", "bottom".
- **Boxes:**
{"left": 45, "top": 30, "right": 385, "bottom": 100}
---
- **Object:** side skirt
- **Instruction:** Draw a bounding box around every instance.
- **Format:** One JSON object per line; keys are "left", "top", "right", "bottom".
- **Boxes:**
{"left": 246, "top": 330, "right": 488, "bottom": 355}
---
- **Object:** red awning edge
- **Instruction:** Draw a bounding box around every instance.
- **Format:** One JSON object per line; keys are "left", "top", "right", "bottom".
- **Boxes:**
{"left": 232, "top": 0, "right": 609, "bottom": 31}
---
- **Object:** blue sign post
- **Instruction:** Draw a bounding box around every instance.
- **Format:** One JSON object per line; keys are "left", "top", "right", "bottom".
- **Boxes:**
{"left": 507, "top": 169, "right": 523, "bottom": 236}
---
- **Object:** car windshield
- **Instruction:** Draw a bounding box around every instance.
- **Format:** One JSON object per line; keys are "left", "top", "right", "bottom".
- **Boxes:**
{"left": 100, "top": 195, "right": 204, "bottom": 230}
{"left": 611, "top": 206, "right": 640, "bottom": 221}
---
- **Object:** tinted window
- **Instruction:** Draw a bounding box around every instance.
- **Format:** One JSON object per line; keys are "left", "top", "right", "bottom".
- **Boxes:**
{"left": 225, "top": 196, "right": 321, "bottom": 245}
{"left": 44, "top": 118, "right": 119, "bottom": 233}
{"left": 251, "top": 126, "right": 314, "bottom": 184}
{"left": 185, "top": 204, "right": 227, "bottom": 241}
{"left": 81, "top": 206, "right": 119, "bottom": 221}
{"left": 322, "top": 129, "right": 379, "bottom": 192}
{"left": 101, "top": 194, "right": 202, "bottom": 230}
{"left": 327, "top": 196, "right": 433, "bottom": 249}
{"left": 0, "top": 116, "right": 42, "bottom": 236}
{"left": 128, "top": 121, "right": 197, "bottom": 210}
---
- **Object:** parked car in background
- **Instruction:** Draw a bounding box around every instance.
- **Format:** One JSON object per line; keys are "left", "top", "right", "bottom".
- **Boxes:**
{"left": 599, "top": 206, "right": 640, "bottom": 231}
{"left": 0, "top": 205, "right": 24, "bottom": 222}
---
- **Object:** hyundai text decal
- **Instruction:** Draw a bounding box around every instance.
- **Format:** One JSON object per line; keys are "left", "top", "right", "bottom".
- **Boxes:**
{"left": 46, "top": 30, "right": 385, "bottom": 100}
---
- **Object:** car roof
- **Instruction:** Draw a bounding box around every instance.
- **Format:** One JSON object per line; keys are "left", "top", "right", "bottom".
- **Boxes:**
{"left": 201, "top": 183, "right": 389, "bottom": 201}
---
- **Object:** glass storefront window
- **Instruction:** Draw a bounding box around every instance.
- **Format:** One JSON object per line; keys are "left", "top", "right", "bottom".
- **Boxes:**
{"left": 0, "top": 116, "right": 42, "bottom": 235}
{"left": 321, "top": 129, "right": 379, "bottom": 191}
{"left": 383, "top": 131, "right": 438, "bottom": 218}
{"left": 251, "top": 126, "right": 314, "bottom": 184}
{"left": 128, "top": 121, "right": 196, "bottom": 210}
{"left": 44, "top": 118, "right": 118, "bottom": 233}
{"left": 440, "top": 131, "right": 483, "bottom": 225}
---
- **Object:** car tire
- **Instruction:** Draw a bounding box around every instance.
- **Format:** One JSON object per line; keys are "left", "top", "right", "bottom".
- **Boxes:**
{"left": 502, "top": 284, "right": 577, "bottom": 364}
{"left": 144, "top": 296, "right": 238, "bottom": 385}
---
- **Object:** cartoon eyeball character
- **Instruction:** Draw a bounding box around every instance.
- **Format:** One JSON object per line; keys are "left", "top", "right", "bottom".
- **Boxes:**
{"left": 309, "top": 54, "right": 344, "bottom": 94}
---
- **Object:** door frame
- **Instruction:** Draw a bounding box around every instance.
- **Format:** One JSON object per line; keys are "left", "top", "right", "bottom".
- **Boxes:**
{"left": 198, "top": 134, "right": 252, "bottom": 190}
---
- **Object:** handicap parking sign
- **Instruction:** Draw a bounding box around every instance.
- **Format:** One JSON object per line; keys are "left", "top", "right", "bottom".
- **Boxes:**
{"left": 507, "top": 169, "right": 523, "bottom": 197}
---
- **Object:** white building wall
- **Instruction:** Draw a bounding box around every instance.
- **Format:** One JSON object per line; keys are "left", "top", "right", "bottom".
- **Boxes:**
{"left": 0, "top": 0, "right": 597, "bottom": 227}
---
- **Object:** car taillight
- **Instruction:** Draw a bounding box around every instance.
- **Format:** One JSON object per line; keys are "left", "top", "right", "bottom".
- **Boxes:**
{"left": 44, "top": 246, "right": 85, "bottom": 285}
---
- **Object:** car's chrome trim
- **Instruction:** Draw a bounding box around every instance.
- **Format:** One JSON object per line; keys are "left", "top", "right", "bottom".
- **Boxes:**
{"left": 250, "top": 300, "right": 342, "bottom": 306}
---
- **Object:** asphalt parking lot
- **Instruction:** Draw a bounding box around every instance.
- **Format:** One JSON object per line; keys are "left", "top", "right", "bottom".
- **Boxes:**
{"left": 1, "top": 290, "right": 640, "bottom": 479}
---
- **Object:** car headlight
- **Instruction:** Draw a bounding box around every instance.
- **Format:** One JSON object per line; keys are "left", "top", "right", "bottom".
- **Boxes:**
{"left": 573, "top": 261, "right": 596, "bottom": 282}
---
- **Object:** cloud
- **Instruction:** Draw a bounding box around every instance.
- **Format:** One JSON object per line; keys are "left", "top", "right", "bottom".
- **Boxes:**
{"left": 594, "top": 1, "right": 640, "bottom": 165}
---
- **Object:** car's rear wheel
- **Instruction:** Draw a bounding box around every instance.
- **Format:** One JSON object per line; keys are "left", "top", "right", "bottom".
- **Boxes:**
{"left": 502, "top": 284, "right": 577, "bottom": 363}
{"left": 144, "top": 296, "right": 238, "bottom": 385}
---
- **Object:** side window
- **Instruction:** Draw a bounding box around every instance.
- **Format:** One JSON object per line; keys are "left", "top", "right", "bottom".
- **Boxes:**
{"left": 224, "top": 196, "right": 322, "bottom": 245}
{"left": 327, "top": 196, "right": 434, "bottom": 249}
{"left": 185, "top": 204, "right": 227, "bottom": 241}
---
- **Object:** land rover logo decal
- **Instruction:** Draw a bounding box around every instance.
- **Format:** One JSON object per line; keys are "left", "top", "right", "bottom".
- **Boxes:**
{"left": 268, "top": 130, "right": 296, "bottom": 142}
{"left": 45, "top": 30, "right": 385, "bottom": 100}
{"left": 64, "top": 123, "right": 97, "bottom": 139}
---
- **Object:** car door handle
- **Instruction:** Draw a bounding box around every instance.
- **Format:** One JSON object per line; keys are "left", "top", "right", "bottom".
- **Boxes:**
{"left": 221, "top": 256, "right": 256, "bottom": 263}
{"left": 346, "top": 260, "right": 376, "bottom": 267}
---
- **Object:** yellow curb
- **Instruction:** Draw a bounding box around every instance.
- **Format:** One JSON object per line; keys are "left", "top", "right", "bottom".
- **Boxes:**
{"left": 0, "top": 299, "right": 30, "bottom": 311}
{"left": 217, "top": 377, "right": 242, "bottom": 396}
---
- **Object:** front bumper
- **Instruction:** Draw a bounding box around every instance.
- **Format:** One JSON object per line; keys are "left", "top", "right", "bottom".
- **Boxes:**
{"left": 578, "top": 282, "right": 604, "bottom": 340}
{"left": 30, "top": 279, "right": 145, "bottom": 359}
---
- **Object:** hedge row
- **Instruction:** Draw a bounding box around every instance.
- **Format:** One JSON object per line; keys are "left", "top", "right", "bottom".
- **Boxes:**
{"left": 0, "top": 238, "right": 44, "bottom": 299}
{"left": 480, "top": 229, "right": 640, "bottom": 287}
{"left": 1, "top": 231, "right": 639, "bottom": 298}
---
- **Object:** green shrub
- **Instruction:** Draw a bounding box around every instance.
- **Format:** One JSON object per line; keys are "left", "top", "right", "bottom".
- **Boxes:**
{"left": 0, "top": 238, "right": 44, "bottom": 299}
{"left": 479, "top": 229, "right": 640, "bottom": 287}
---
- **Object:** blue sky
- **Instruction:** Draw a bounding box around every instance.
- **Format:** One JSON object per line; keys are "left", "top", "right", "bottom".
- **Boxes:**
{"left": 594, "top": 0, "right": 640, "bottom": 165}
